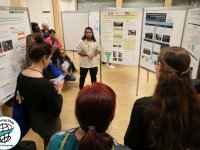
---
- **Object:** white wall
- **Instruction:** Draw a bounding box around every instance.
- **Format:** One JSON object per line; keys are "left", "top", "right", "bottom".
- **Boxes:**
{"left": 27, "top": 0, "right": 54, "bottom": 29}
{"left": 18, "top": 0, "right": 55, "bottom": 29}
{"left": 61, "top": 0, "right": 76, "bottom": 11}
{"left": 0, "top": 0, "right": 11, "bottom": 6}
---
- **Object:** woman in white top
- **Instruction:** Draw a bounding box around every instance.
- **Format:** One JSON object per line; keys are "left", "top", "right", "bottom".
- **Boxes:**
{"left": 77, "top": 27, "right": 101, "bottom": 89}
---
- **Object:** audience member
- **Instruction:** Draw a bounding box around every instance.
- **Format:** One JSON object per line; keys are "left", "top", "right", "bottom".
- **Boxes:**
{"left": 45, "top": 29, "right": 62, "bottom": 65}
{"left": 23, "top": 33, "right": 61, "bottom": 79}
{"left": 47, "top": 83, "right": 130, "bottom": 150}
{"left": 17, "top": 34, "right": 64, "bottom": 149}
{"left": 41, "top": 23, "right": 50, "bottom": 39}
{"left": 57, "top": 49, "right": 76, "bottom": 81}
{"left": 31, "top": 22, "right": 41, "bottom": 33}
{"left": 124, "top": 47, "right": 200, "bottom": 150}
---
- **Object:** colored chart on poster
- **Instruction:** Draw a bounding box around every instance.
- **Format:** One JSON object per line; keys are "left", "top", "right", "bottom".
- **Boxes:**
{"left": 140, "top": 8, "right": 186, "bottom": 72}
{"left": 0, "top": 7, "right": 31, "bottom": 103}
{"left": 101, "top": 9, "right": 143, "bottom": 65}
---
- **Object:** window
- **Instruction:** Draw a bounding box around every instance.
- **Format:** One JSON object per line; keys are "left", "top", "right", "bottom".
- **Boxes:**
{"left": 77, "top": 0, "right": 115, "bottom": 11}
{"left": 123, "top": 0, "right": 164, "bottom": 8}
{"left": 172, "top": 0, "right": 189, "bottom": 6}
{"left": 173, "top": 0, "right": 200, "bottom": 6}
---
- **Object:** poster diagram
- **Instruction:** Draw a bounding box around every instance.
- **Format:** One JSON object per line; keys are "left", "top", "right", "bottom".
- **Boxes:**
{"left": 140, "top": 9, "right": 186, "bottom": 72}
{"left": 0, "top": 9, "right": 31, "bottom": 103}
{"left": 101, "top": 9, "right": 142, "bottom": 65}
{"left": 182, "top": 8, "right": 200, "bottom": 79}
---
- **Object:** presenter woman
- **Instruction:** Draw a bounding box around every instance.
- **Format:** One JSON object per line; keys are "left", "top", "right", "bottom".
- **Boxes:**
{"left": 17, "top": 35, "right": 64, "bottom": 149}
{"left": 77, "top": 27, "right": 101, "bottom": 89}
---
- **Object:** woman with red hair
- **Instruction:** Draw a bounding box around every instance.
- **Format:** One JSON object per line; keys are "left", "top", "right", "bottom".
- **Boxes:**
{"left": 47, "top": 82, "right": 130, "bottom": 150}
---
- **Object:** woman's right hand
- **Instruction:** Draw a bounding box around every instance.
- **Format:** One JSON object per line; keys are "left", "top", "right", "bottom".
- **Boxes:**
{"left": 53, "top": 44, "right": 58, "bottom": 49}
{"left": 57, "top": 80, "right": 64, "bottom": 94}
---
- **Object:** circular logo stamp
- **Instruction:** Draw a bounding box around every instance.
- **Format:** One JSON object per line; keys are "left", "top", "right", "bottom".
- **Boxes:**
{"left": 0, "top": 116, "right": 21, "bottom": 149}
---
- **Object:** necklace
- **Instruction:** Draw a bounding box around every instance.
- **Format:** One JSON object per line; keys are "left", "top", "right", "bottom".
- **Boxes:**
{"left": 29, "top": 67, "right": 43, "bottom": 76}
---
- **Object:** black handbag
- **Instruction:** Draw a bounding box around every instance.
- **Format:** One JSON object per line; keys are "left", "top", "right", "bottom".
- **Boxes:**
{"left": 11, "top": 140, "right": 36, "bottom": 150}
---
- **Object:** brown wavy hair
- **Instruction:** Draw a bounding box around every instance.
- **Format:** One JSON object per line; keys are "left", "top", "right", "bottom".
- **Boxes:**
{"left": 146, "top": 47, "right": 200, "bottom": 150}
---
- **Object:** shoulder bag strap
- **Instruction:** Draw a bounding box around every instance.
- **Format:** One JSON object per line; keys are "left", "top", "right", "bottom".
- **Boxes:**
{"left": 59, "top": 132, "right": 70, "bottom": 150}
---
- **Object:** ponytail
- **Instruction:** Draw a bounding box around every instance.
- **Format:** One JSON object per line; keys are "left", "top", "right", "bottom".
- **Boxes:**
{"left": 75, "top": 83, "right": 116, "bottom": 150}
{"left": 79, "top": 128, "right": 113, "bottom": 150}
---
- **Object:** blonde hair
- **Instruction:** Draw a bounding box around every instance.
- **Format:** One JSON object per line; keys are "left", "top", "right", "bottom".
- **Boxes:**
{"left": 42, "top": 23, "right": 48, "bottom": 28}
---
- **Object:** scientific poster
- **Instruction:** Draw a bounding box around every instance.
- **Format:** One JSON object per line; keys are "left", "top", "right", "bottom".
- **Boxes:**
{"left": 0, "top": 8, "right": 31, "bottom": 103}
{"left": 182, "top": 8, "right": 200, "bottom": 79}
{"left": 101, "top": 9, "right": 142, "bottom": 65}
{"left": 89, "top": 11, "right": 100, "bottom": 43}
{"left": 140, "top": 8, "right": 186, "bottom": 72}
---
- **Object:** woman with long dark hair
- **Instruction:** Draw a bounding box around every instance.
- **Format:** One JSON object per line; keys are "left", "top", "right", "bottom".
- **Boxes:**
{"left": 124, "top": 47, "right": 200, "bottom": 150}
{"left": 48, "top": 82, "right": 130, "bottom": 150}
{"left": 77, "top": 27, "right": 101, "bottom": 89}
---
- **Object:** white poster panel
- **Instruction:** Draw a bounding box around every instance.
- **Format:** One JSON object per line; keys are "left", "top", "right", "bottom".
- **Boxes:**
{"left": 0, "top": 0, "right": 11, "bottom": 6}
{"left": 140, "top": 8, "right": 186, "bottom": 72}
{"left": 0, "top": 8, "right": 31, "bottom": 103}
{"left": 42, "top": 11, "right": 54, "bottom": 29}
{"left": 101, "top": 9, "right": 143, "bottom": 65}
{"left": 89, "top": 11, "right": 100, "bottom": 43}
{"left": 182, "top": 8, "right": 200, "bottom": 79}
{"left": 61, "top": 12, "right": 88, "bottom": 51}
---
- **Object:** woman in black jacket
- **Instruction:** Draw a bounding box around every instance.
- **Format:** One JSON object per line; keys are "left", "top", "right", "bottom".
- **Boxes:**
{"left": 124, "top": 47, "right": 200, "bottom": 150}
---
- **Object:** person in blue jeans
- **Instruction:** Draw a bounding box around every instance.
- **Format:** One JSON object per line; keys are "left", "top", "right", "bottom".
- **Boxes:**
{"left": 57, "top": 49, "right": 76, "bottom": 81}
{"left": 47, "top": 83, "right": 130, "bottom": 150}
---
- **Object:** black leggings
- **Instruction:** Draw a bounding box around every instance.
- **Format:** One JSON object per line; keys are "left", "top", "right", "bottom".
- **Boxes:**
{"left": 79, "top": 67, "right": 98, "bottom": 89}
{"left": 29, "top": 110, "right": 61, "bottom": 150}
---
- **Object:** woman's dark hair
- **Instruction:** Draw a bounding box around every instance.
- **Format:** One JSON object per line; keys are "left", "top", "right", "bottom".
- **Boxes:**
{"left": 82, "top": 27, "right": 96, "bottom": 42}
{"left": 31, "top": 22, "right": 41, "bottom": 33}
{"left": 75, "top": 82, "right": 116, "bottom": 150}
{"left": 23, "top": 33, "right": 38, "bottom": 69}
{"left": 146, "top": 47, "right": 200, "bottom": 150}
{"left": 28, "top": 34, "right": 52, "bottom": 62}
{"left": 58, "top": 49, "right": 66, "bottom": 64}
{"left": 49, "top": 29, "right": 56, "bottom": 34}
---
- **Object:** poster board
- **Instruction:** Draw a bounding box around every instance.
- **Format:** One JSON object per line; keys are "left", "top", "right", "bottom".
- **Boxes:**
{"left": 0, "top": 7, "right": 31, "bottom": 103}
{"left": 89, "top": 11, "right": 100, "bottom": 43}
{"left": 100, "top": 8, "right": 143, "bottom": 65}
{"left": 140, "top": 7, "right": 187, "bottom": 72}
{"left": 61, "top": 11, "right": 88, "bottom": 51}
{"left": 181, "top": 7, "right": 200, "bottom": 79}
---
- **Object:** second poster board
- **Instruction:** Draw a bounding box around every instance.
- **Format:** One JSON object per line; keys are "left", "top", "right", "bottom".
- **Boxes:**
{"left": 61, "top": 11, "right": 88, "bottom": 51}
{"left": 181, "top": 7, "right": 200, "bottom": 79}
{"left": 140, "top": 7, "right": 187, "bottom": 72}
{"left": 89, "top": 11, "right": 100, "bottom": 43}
{"left": 100, "top": 9, "right": 143, "bottom": 65}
